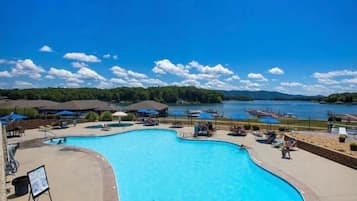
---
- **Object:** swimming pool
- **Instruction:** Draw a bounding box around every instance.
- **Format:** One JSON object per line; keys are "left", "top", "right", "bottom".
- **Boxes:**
{"left": 51, "top": 129, "right": 304, "bottom": 201}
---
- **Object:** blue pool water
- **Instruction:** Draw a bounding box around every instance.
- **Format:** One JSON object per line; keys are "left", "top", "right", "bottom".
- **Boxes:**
{"left": 53, "top": 129, "right": 304, "bottom": 201}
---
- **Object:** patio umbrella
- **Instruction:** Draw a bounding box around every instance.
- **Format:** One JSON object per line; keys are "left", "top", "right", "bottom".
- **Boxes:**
{"left": 112, "top": 111, "right": 128, "bottom": 124}
{"left": 198, "top": 112, "right": 214, "bottom": 120}
{"left": 137, "top": 109, "right": 159, "bottom": 117}
{"left": 0, "top": 113, "right": 28, "bottom": 121}
{"left": 258, "top": 117, "right": 280, "bottom": 129}
{"left": 0, "top": 113, "right": 28, "bottom": 133}
{"left": 198, "top": 112, "right": 216, "bottom": 129}
{"left": 146, "top": 109, "right": 159, "bottom": 117}
{"left": 56, "top": 110, "right": 76, "bottom": 116}
{"left": 137, "top": 109, "right": 149, "bottom": 113}
{"left": 170, "top": 110, "right": 186, "bottom": 122}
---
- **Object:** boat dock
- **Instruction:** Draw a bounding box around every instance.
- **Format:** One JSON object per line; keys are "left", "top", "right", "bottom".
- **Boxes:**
{"left": 246, "top": 109, "right": 296, "bottom": 119}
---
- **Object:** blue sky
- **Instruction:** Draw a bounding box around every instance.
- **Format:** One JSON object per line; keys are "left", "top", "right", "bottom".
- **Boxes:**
{"left": 0, "top": 0, "right": 356, "bottom": 95}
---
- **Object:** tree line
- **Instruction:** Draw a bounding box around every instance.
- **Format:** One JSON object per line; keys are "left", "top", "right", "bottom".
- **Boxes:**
{"left": 0, "top": 86, "right": 223, "bottom": 104}
{"left": 323, "top": 92, "right": 357, "bottom": 103}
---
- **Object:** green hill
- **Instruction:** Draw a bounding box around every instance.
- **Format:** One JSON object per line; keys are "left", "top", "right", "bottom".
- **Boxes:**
{"left": 222, "top": 90, "right": 323, "bottom": 101}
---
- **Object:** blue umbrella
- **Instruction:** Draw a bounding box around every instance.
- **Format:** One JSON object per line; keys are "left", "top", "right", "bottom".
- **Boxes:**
{"left": 258, "top": 117, "right": 280, "bottom": 124}
{"left": 137, "top": 109, "right": 149, "bottom": 113}
{"left": 170, "top": 110, "right": 186, "bottom": 122}
{"left": 259, "top": 117, "right": 280, "bottom": 130}
{"left": 0, "top": 113, "right": 28, "bottom": 121}
{"left": 230, "top": 114, "right": 249, "bottom": 121}
{"left": 147, "top": 109, "right": 159, "bottom": 115}
{"left": 138, "top": 109, "right": 159, "bottom": 116}
{"left": 56, "top": 110, "right": 76, "bottom": 116}
{"left": 170, "top": 110, "right": 186, "bottom": 116}
{"left": 198, "top": 112, "right": 214, "bottom": 120}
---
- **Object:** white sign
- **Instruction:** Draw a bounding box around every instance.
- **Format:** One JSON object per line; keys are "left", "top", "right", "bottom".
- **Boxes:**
{"left": 27, "top": 165, "right": 49, "bottom": 198}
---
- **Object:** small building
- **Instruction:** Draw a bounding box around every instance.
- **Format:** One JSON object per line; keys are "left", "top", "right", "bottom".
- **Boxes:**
{"left": 126, "top": 100, "right": 168, "bottom": 117}
{"left": 40, "top": 100, "right": 120, "bottom": 114}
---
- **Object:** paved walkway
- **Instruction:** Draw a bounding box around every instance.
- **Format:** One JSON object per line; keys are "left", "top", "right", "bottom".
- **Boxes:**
{"left": 4, "top": 122, "right": 357, "bottom": 201}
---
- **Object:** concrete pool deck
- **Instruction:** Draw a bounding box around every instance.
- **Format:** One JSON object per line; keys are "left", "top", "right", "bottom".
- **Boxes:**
{"left": 3, "top": 121, "right": 357, "bottom": 201}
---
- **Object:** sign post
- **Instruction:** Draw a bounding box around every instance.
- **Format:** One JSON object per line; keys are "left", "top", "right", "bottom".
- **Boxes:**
{"left": 27, "top": 165, "right": 53, "bottom": 201}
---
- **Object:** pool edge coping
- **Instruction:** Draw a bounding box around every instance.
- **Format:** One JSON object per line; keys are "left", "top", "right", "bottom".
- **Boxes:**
{"left": 176, "top": 134, "right": 319, "bottom": 201}
{"left": 41, "top": 127, "right": 319, "bottom": 201}
{"left": 20, "top": 139, "right": 120, "bottom": 201}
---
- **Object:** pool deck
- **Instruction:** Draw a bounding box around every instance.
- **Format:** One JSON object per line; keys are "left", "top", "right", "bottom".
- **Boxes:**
{"left": 4, "top": 121, "right": 357, "bottom": 201}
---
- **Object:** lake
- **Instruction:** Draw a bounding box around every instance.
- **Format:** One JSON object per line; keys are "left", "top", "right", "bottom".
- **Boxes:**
{"left": 168, "top": 100, "right": 357, "bottom": 120}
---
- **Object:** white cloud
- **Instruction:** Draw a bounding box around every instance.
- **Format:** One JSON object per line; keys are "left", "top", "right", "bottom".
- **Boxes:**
{"left": 240, "top": 79, "right": 262, "bottom": 89}
{"left": 48, "top": 67, "right": 83, "bottom": 83}
{"left": 14, "top": 81, "right": 34, "bottom": 88}
{"left": 103, "top": 54, "right": 111, "bottom": 59}
{"left": 45, "top": 75, "right": 55, "bottom": 79}
{"left": 153, "top": 59, "right": 189, "bottom": 77}
{"left": 127, "top": 70, "right": 147, "bottom": 79}
{"left": 0, "top": 71, "right": 12, "bottom": 78}
{"left": 152, "top": 59, "right": 234, "bottom": 83}
{"left": 39, "top": 45, "right": 53, "bottom": 52}
{"left": 226, "top": 75, "right": 240, "bottom": 82}
{"left": 268, "top": 67, "right": 284, "bottom": 75}
{"left": 341, "top": 77, "right": 357, "bottom": 84}
{"left": 97, "top": 81, "right": 112, "bottom": 89}
{"left": 247, "top": 73, "right": 268, "bottom": 81}
{"left": 77, "top": 67, "right": 106, "bottom": 81}
{"left": 188, "top": 61, "right": 233, "bottom": 75}
{"left": 63, "top": 52, "right": 101, "bottom": 62}
{"left": 111, "top": 65, "right": 148, "bottom": 80}
{"left": 280, "top": 82, "right": 304, "bottom": 87}
{"left": 203, "top": 79, "right": 236, "bottom": 90}
{"left": 110, "top": 78, "right": 127, "bottom": 85}
{"left": 66, "top": 82, "right": 81, "bottom": 88}
{"left": 111, "top": 66, "right": 128, "bottom": 78}
{"left": 11, "top": 59, "right": 45, "bottom": 79}
{"left": 317, "top": 78, "right": 339, "bottom": 85}
{"left": 141, "top": 78, "right": 167, "bottom": 86}
{"left": 125, "top": 79, "right": 144, "bottom": 87}
{"left": 179, "top": 79, "right": 201, "bottom": 86}
{"left": 0, "top": 59, "right": 16, "bottom": 64}
{"left": 71, "top": 62, "right": 88, "bottom": 68}
{"left": 313, "top": 70, "right": 357, "bottom": 85}
{"left": 113, "top": 55, "right": 118, "bottom": 60}
{"left": 313, "top": 70, "right": 357, "bottom": 79}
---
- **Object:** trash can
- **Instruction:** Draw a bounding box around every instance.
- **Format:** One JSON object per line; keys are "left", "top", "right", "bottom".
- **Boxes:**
{"left": 12, "top": 176, "right": 29, "bottom": 196}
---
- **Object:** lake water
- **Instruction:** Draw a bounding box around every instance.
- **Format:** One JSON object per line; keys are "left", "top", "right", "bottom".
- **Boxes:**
{"left": 168, "top": 100, "right": 357, "bottom": 120}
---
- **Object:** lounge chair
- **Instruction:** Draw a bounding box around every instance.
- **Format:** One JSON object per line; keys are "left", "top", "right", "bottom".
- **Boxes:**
{"left": 256, "top": 133, "right": 277, "bottom": 144}
{"left": 171, "top": 121, "right": 183, "bottom": 128}
{"left": 101, "top": 124, "right": 111, "bottom": 131}
{"left": 193, "top": 125, "right": 212, "bottom": 137}
{"left": 144, "top": 118, "right": 159, "bottom": 126}
{"left": 228, "top": 126, "right": 247, "bottom": 136}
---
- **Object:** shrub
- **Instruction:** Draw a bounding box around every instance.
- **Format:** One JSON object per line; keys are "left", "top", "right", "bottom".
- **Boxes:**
{"left": 350, "top": 142, "right": 357, "bottom": 151}
{"left": 243, "top": 124, "right": 251, "bottom": 130}
{"left": 100, "top": 111, "right": 112, "bottom": 121}
{"left": 85, "top": 112, "right": 99, "bottom": 122}
{"left": 252, "top": 125, "right": 260, "bottom": 131}
{"left": 121, "top": 113, "right": 135, "bottom": 121}
{"left": 338, "top": 134, "right": 346, "bottom": 143}
{"left": 339, "top": 134, "right": 346, "bottom": 139}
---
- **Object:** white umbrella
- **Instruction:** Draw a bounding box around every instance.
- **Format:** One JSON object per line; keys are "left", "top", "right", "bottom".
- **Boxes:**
{"left": 112, "top": 111, "right": 128, "bottom": 124}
